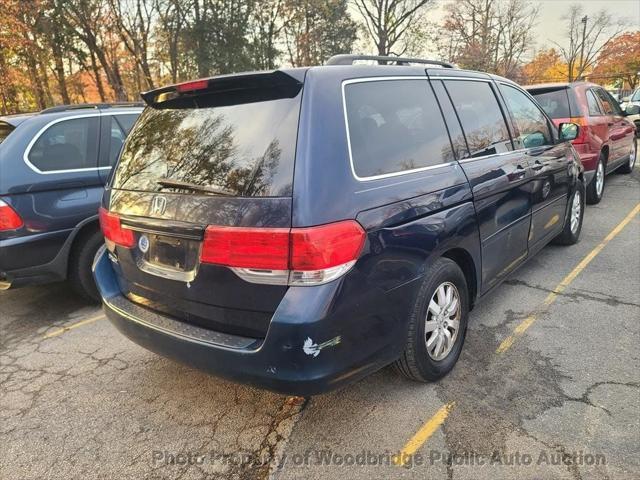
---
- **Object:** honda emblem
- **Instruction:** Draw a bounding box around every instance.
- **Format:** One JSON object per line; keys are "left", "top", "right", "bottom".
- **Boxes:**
{"left": 151, "top": 196, "right": 167, "bottom": 216}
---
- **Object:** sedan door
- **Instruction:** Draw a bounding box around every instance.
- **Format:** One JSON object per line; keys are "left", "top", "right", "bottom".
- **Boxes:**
{"left": 498, "top": 83, "right": 570, "bottom": 251}
{"left": 439, "top": 78, "right": 532, "bottom": 293}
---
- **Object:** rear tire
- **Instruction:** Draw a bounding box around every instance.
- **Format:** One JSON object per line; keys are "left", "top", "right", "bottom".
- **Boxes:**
{"left": 68, "top": 229, "right": 104, "bottom": 303}
{"left": 553, "top": 180, "right": 585, "bottom": 246}
{"left": 618, "top": 138, "right": 636, "bottom": 174}
{"left": 586, "top": 154, "right": 605, "bottom": 204}
{"left": 394, "top": 258, "right": 469, "bottom": 382}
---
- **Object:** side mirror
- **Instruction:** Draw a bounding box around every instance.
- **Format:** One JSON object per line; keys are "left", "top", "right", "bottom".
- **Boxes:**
{"left": 625, "top": 104, "right": 640, "bottom": 116}
{"left": 559, "top": 122, "right": 579, "bottom": 141}
{"left": 522, "top": 132, "right": 546, "bottom": 148}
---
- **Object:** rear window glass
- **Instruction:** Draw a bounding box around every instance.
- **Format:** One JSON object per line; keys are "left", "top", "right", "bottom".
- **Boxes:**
{"left": 529, "top": 88, "right": 572, "bottom": 118}
{"left": 112, "top": 88, "right": 302, "bottom": 197}
{"left": 344, "top": 79, "right": 454, "bottom": 179}
{"left": 0, "top": 122, "right": 15, "bottom": 144}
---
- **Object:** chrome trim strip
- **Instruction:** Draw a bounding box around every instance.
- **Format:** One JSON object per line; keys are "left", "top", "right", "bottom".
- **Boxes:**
{"left": 23, "top": 110, "right": 142, "bottom": 175}
{"left": 135, "top": 256, "right": 198, "bottom": 283}
{"left": 457, "top": 149, "right": 526, "bottom": 164}
{"left": 427, "top": 76, "right": 492, "bottom": 83}
{"left": 341, "top": 77, "right": 460, "bottom": 182}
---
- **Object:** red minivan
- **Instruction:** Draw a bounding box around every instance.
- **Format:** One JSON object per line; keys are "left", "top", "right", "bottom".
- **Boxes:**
{"left": 526, "top": 82, "right": 637, "bottom": 204}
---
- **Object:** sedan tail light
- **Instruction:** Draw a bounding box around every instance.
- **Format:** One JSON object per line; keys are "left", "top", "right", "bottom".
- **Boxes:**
{"left": 201, "top": 221, "right": 366, "bottom": 286}
{"left": 0, "top": 199, "right": 23, "bottom": 231}
{"left": 99, "top": 207, "right": 135, "bottom": 248}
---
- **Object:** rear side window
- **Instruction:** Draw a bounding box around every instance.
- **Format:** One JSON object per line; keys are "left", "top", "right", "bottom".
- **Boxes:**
{"left": 500, "top": 84, "right": 552, "bottom": 149}
{"left": 595, "top": 89, "right": 623, "bottom": 116}
{"left": 529, "top": 88, "right": 572, "bottom": 119}
{"left": 586, "top": 90, "right": 603, "bottom": 116}
{"left": 114, "top": 114, "right": 138, "bottom": 134}
{"left": 102, "top": 116, "right": 127, "bottom": 168}
{"left": 344, "top": 79, "right": 454, "bottom": 179}
{"left": 444, "top": 80, "right": 512, "bottom": 158}
{"left": 0, "top": 122, "right": 15, "bottom": 144}
{"left": 27, "top": 117, "right": 99, "bottom": 172}
{"left": 113, "top": 88, "right": 301, "bottom": 197}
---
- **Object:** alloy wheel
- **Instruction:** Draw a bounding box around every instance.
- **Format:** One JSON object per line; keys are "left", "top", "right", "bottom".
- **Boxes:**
{"left": 425, "top": 282, "right": 461, "bottom": 361}
{"left": 570, "top": 189, "right": 581, "bottom": 235}
{"left": 595, "top": 161, "right": 604, "bottom": 197}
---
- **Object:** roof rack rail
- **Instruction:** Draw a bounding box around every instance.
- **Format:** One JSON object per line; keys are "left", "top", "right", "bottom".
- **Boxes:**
{"left": 40, "top": 102, "right": 144, "bottom": 114}
{"left": 326, "top": 54, "right": 455, "bottom": 69}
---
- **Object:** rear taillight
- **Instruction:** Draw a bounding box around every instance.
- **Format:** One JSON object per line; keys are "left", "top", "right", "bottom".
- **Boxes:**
{"left": 99, "top": 207, "right": 135, "bottom": 248}
{"left": 201, "top": 221, "right": 366, "bottom": 286}
{"left": 0, "top": 199, "right": 23, "bottom": 231}
{"left": 569, "top": 116, "right": 589, "bottom": 145}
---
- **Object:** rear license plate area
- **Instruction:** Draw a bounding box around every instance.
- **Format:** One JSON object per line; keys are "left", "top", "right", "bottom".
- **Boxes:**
{"left": 142, "top": 234, "right": 199, "bottom": 272}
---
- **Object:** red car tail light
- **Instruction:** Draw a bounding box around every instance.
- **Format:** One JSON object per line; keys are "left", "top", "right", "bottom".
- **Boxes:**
{"left": 201, "top": 226, "right": 290, "bottom": 270}
{"left": 99, "top": 207, "right": 135, "bottom": 248}
{"left": 0, "top": 199, "right": 23, "bottom": 231}
{"left": 568, "top": 116, "right": 589, "bottom": 145}
{"left": 200, "top": 221, "right": 366, "bottom": 286}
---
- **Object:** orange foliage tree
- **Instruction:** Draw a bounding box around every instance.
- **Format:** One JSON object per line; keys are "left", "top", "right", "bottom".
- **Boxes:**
{"left": 591, "top": 31, "right": 640, "bottom": 89}
{"left": 521, "top": 49, "right": 570, "bottom": 85}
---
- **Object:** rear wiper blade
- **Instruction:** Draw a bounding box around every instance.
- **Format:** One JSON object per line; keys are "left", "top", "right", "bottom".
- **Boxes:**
{"left": 156, "top": 178, "right": 235, "bottom": 196}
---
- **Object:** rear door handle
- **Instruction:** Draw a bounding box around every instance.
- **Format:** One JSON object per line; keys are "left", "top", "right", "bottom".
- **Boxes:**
{"left": 508, "top": 165, "right": 527, "bottom": 181}
{"left": 531, "top": 160, "right": 544, "bottom": 171}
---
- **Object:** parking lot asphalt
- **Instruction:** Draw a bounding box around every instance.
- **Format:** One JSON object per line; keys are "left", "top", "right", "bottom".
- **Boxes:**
{"left": 1, "top": 163, "right": 639, "bottom": 480}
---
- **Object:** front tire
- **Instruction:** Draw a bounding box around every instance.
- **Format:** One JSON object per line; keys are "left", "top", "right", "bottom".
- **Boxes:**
{"left": 553, "top": 180, "right": 585, "bottom": 246}
{"left": 586, "top": 154, "right": 605, "bottom": 204}
{"left": 618, "top": 138, "right": 636, "bottom": 174}
{"left": 394, "top": 258, "right": 469, "bottom": 382}
{"left": 68, "top": 229, "right": 104, "bottom": 303}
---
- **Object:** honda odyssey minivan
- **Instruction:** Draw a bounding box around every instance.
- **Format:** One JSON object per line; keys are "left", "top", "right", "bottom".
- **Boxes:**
{"left": 94, "top": 55, "right": 585, "bottom": 395}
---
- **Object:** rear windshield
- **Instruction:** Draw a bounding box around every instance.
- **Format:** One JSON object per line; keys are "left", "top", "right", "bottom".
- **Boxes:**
{"left": 0, "top": 122, "right": 15, "bottom": 144}
{"left": 112, "top": 86, "right": 302, "bottom": 197}
{"left": 528, "top": 88, "right": 573, "bottom": 118}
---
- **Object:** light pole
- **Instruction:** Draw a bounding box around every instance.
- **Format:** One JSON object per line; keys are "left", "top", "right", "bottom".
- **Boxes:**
{"left": 578, "top": 15, "right": 588, "bottom": 81}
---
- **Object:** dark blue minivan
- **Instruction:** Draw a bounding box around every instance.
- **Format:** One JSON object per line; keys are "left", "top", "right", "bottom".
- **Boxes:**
{"left": 94, "top": 55, "right": 585, "bottom": 395}
{"left": 0, "top": 104, "right": 141, "bottom": 300}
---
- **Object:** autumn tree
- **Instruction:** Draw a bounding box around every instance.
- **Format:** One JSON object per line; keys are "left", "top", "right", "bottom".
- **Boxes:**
{"left": 109, "top": 0, "right": 157, "bottom": 90}
{"left": 283, "top": 0, "right": 357, "bottom": 67}
{"left": 520, "top": 48, "right": 569, "bottom": 84}
{"left": 435, "top": 0, "right": 538, "bottom": 77}
{"left": 591, "top": 31, "right": 640, "bottom": 89}
{"left": 63, "top": 0, "right": 129, "bottom": 100}
{"left": 354, "top": 0, "right": 433, "bottom": 57}
{"left": 553, "top": 5, "right": 626, "bottom": 82}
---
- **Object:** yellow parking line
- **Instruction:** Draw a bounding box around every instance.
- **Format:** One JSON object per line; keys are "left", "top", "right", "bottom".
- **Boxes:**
{"left": 44, "top": 312, "right": 105, "bottom": 338}
{"left": 394, "top": 402, "right": 455, "bottom": 467}
{"left": 497, "top": 202, "right": 640, "bottom": 354}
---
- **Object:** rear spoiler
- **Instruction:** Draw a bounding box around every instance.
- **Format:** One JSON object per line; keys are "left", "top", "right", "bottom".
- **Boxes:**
{"left": 141, "top": 70, "right": 305, "bottom": 107}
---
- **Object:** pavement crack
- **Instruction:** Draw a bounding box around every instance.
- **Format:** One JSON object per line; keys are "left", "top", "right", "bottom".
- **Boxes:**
{"left": 504, "top": 279, "right": 640, "bottom": 308}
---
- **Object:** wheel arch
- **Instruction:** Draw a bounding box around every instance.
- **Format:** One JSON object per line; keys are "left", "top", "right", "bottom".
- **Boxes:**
{"left": 67, "top": 215, "right": 101, "bottom": 268}
{"left": 441, "top": 247, "right": 478, "bottom": 310}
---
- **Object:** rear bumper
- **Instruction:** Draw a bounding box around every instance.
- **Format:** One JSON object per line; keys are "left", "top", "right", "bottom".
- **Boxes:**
{"left": 93, "top": 247, "right": 411, "bottom": 396}
{"left": 0, "top": 229, "right": 72, "bottom": 288}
